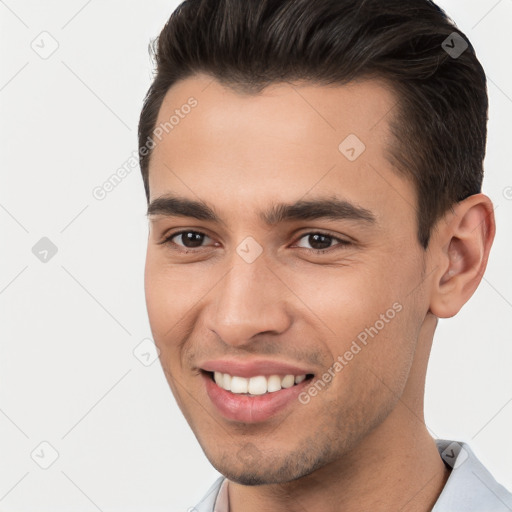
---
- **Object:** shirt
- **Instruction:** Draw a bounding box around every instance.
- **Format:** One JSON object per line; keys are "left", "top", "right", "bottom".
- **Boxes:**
{"left": 191, "top": 439, "right": 512, "bottom": 511}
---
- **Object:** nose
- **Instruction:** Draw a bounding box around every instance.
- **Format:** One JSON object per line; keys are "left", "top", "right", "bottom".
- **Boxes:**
{"left": 204, "top": 257, "right": 292, "bottom": 348}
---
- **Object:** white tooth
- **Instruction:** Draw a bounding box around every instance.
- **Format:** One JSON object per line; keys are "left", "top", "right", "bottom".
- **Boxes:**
{"left": 281, "top": 374, "right": 295, "bottom": 388}
{"left": 267, "top": 375, "right": 282, "bottom": 393}
{"left": 230, "top": 376, "right": 249, "bottom": 394}
{"left": 214, "top": 371, "right": 223, "bottom": 385}
{"left": 295, "top": 374, "right": 306, "bottom": 384}
{"left": 222, "top": 373, "right": 232, "bottom": 391}
{"left": 248, "top": 376, "right": 267, "bottom": 395}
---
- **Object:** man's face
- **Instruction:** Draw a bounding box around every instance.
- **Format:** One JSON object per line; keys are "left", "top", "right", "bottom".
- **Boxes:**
{"left": 144, "top": 74, "right": 430, "bottom": 484}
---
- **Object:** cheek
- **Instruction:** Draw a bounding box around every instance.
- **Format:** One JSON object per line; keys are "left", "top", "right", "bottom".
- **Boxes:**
{"left": 144, "top": 257, "right": 169, "bottom": 339}
{"left": 339, "top": 291, "right": 422, "bottom": 410}
{"left": 144, "top": 250, "right": 221, "bottom": 361}
{"left": 294, "top": 264, "right": 399, "bottom": 342}
{"left": 297, "top": 257, "right": 421, "bottom": 387}
{"left": 143, "top": 251, "right": 192, "bottom": 344}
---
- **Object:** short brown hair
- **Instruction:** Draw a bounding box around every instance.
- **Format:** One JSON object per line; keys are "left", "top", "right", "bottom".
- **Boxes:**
{"left": 138, "top": 0, "right": 488, "bottom": 248}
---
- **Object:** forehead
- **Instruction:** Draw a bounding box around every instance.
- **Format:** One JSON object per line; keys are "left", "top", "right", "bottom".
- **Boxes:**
{"left": 148, "top": 73, "right": 415, "bottom": 229}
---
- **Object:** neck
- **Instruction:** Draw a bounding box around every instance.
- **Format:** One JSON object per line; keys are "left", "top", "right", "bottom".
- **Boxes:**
{"left": 228, "top": 314, "right": 450, "bottom": 512}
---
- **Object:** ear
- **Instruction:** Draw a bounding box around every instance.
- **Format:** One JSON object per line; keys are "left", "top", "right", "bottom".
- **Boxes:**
{"left": 428, "top": 193, "right": 495, "bottom": 318}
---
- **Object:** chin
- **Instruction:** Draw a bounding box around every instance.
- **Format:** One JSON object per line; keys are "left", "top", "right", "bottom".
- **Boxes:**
{"left": 217, "top": 465, "right": 305, "bottom": 486}
{"left": 223, "top": 472, "right": 273, "bottom": 486}
{"left": 207, "top": 444, "right": 334, "bottom": 486}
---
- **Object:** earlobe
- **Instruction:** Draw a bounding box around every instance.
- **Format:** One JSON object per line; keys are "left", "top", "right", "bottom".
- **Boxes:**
{"left": 429, "top": 194, "right": 495, "bottom": 318}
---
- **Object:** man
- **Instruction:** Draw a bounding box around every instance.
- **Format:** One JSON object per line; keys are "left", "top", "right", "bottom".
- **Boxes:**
{"left": 138, "top": 0, "right": 512, "bottom": 510}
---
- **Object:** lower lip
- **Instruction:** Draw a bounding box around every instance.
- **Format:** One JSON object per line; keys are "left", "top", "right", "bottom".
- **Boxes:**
{"left": 203, "top": 372, "right": 311, "bottom": 423}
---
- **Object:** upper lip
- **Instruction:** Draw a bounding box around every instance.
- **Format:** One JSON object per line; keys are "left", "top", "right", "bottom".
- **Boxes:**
{"left": 200, "top": 358, "right": 314, "bottom": 378}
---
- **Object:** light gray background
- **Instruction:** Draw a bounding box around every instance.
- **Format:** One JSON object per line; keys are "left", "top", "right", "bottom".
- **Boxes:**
{"left": 0, "top": 1, "right": 511, "bottom": 511}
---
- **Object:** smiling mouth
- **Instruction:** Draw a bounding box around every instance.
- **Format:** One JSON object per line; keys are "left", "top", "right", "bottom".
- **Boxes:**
{"left": 204, "top": 370, "right": 315, "bottom": 396}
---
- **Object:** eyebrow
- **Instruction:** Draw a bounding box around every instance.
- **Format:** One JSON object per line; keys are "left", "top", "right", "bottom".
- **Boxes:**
{"left": 147, "top": 194, "right": 376, "bottom": 226}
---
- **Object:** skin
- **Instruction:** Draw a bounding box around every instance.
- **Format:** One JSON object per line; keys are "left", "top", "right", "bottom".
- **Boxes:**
{"left": 144, "top": 72, "right": 495, "bottom": 512}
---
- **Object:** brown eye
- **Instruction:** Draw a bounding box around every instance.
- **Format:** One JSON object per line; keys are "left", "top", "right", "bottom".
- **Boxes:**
{"left": 304, "top": 234, "right": 332, "bottom": 250}
{"left": 167, "top": 230, "right": 213, "bottom": 248}
{"left": 295, "top": 232, "right": 350, "bottom": 252}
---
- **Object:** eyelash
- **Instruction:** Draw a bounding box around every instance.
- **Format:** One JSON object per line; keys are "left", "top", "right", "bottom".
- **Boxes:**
{"left": 158, "top": 230, "right": 351, "bottom": 254}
